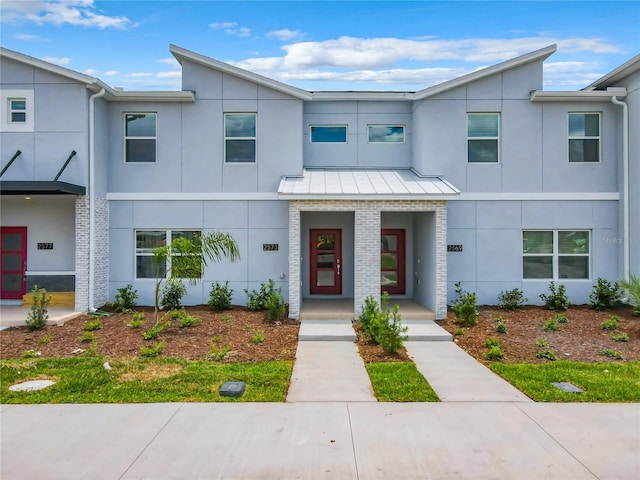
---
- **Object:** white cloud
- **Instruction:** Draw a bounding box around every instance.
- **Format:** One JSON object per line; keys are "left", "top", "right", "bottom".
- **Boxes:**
{"left": 124, "top": 72, "right": 153, "bottom": 78}
{"left": 103, "top": 70, "right": 119, "bottom": 77}
{"left": 156, "top": 71, "right": 182, "bottom": 79}
{"left": 209, "top": 20, "right": 251, "bottom": 37}
{"left": 14, "top": 33, "right": 43, "bottom": 41}
{"left": 41, "top": 56, "right": 71, "bottom": 65}
{"left": 267, "top": 29, "right": 305, "bottom": 42}
{"left": 543, "top": 61, "right": 605, "bottom": 88}
{"left": 1, "top": 0, "right": 132, "bottom": 29}
{"left": 83, "top": 68, "right": 98, "bottom": 75}
{"left": 158, "top": 57, "right": 180, "bottom": 68}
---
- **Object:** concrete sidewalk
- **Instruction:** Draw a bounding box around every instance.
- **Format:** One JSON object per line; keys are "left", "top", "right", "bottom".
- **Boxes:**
{"left": 1, "top": 402, "right": 638, "bottom": 479}
{"left": 0, "top": 305, "right": 81, "bottom": 330}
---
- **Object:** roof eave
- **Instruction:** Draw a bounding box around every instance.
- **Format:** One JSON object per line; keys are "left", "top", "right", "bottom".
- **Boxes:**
{"left": 583, "top": 53, "right": 640, "bottom": 90}
{"left": 530, "top": 88, "right": 627, "bottom": 102}
{"left": 103, "top": 90, "right": 195, "bottom": 102}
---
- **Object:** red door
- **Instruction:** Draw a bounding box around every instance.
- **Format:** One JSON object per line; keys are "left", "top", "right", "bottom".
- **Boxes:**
{"left": 310, "top": 229, "right": 342, "bottom": 294}
{"left": 1, "top": 227, "right": 27, "bottom": 299}
{"left": 381, "top": 229, "right": 405, "bottom": 295}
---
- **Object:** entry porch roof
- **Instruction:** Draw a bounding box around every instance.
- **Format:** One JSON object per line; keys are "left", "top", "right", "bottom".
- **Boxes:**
{"left": 278, "top": 168, "right": 459, "bottom": 200}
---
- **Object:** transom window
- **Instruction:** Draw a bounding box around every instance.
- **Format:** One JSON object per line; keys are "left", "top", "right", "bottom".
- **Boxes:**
{"left": 310, "top": 125, "right": 347, "bottom": 143}
{"left": 135, "top": 230, "right": 202, "bottom": 279}
{"left": 125, "top": 113, "right": 156, "bottom": 163}
{"left": 468, "top": 113, "right": 499, "bottom": 163}
{"left": 569, "top": 113, "right": 600, "bottom": 163}
{"left": 522, "top": 230, "right": 590, "bottom": 280}
{"left": 225, "top": 113, "right": 256, "bottom": 163}
{"left": 368, "top": 125, "right": 405, "bottom": 143}
{"left": 9, "top": 99, "right": 26, "bottom": 123}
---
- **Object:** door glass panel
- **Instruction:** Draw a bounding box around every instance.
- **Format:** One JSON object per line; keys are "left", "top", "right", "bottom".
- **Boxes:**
{"left": 317, "top": 254, "right": 334, "bottom": 268}
{"left": 381, "top": 272, "right": 398, "bottom": 287}
{"left": 1, "top": 273, "right": 21, "bottom": 291}
{"left": 381, "top": 253, "right": 397, "bottom": 269}
{"left": 381, "top": 235, "right": 398, "bottom": 251}
{"left": 317, "top": 270, "right": 335, "bottom": 287}
{"left": 316, "top": 234, "right": 335, "bottom": 250}
{"left": 1, "top": 234, "right": 21, "bottom": 251}
{"left": 1, "top": 253, "right": 21, "bottom": 270}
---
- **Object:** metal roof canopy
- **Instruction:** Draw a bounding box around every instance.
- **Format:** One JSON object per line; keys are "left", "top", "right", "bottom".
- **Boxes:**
{"left": 0, "top": 181, "right": 85, "bottom": 195}
{"left": 278, "top": 168, "right": 459, "bottom": 200}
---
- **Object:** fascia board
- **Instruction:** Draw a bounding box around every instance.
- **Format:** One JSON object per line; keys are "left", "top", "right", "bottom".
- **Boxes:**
{"left": 104, "top": 90, "right": 195, "bottom": 102}
{"left": 530, "top": 89, "right": 627, "bottom": 102}
{"left": 1, "top": 46, "right": 97, "bottom": 85}
{"left": 310, "top": 91, "right": 415, "bottom": 101}
{"left": 584, "top": 54, "right": 640, "bottom": 90}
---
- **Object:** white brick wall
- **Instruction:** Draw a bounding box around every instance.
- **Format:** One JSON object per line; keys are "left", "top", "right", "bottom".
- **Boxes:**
{"left": 288, "top": 199, "right": 448, "bottom": 319}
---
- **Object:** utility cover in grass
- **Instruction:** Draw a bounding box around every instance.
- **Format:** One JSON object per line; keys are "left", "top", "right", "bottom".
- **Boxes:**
{"left": 219, "top": 381, "right": 246, "bottom": 397}
{"left": 551, "top": 382, "right": 583, "bottom": 394}
{"left": 9, "top": 380, "right": 55, "bottom": 392}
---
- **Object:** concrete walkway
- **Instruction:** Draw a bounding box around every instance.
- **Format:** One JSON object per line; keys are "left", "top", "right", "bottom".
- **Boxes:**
{"left": 0, "top": 305, "right": 81, "bottom": 330}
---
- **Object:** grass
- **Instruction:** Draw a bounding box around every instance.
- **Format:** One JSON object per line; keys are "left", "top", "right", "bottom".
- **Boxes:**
{"left": 0, "top": 357, "right": 292, "bottom": 403}
{"left": 491, "top": 361, "right": 640, "bottom": 402}
{"left": 366, "top": 362, "right": 439, "bottom": 402}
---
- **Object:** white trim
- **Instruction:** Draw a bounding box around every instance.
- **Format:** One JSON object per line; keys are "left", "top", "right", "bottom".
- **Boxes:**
{"left": 522, "top": 229, "right": 591, "bottom": 281}
{"left": 455, "top": 192, "right": 619, "bottom": 201}
{"left": 467, "top": 113, "right": 500, "bottom": 164}
{"left": 531, "top": 89, "right": 627, "bottom": 102}
{"left": 124, "top": 112, "right": 157, "bottom": 164}
{"left": 25, "top": 271, "right": 75, "bottom": 276}
{"left": 1, "top": 90, "right": 34, "bottom": 132}
{"left": 106, "top": 192, "right": 280, "bottom": 201}
{"left": 568, "top": 112, "right": 601, "bottom": 164}
{"left": 224, "top": 113, "right": 257, "bottom": 164}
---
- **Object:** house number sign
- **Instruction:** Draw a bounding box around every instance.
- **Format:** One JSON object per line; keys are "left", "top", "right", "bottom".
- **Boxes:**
{"left": 447, "top": 245, "right": 463, "bottom": 252}
{"left": 37, "top": 243, "right": 54, "bottom": 250}
{"left": 263, "top": 243, "right": 279, "bottom": 251}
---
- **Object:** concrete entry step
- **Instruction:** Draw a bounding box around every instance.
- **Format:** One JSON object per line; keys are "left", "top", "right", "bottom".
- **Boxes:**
{"left": 402, "top": 320, "right": 452, "bottom": 341}
{"left": 298, "top": 319, "right": 356, "bottom": 341}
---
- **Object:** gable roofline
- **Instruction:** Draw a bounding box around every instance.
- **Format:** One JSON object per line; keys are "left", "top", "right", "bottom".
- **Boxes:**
{"left": 169, "top": 44, "right": 313, "bottom": 100}
{"left": 583, "top": 53, "right": 640, "bottom": 90}
{"left": 414, "top": 44, "right": 557, "bottom": 100}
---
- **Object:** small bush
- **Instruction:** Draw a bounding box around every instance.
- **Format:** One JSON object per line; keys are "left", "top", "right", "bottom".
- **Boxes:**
{"left": 252, "top": 329, "right": 265, "bottom": 345}
{"left": 485, "top": 346, "right": 504, "bottom": 361}
{"left": 539, "top": 282, "right": 569, "bottom": 310}
{"left": 140, "top": 341, "right": 164, "bottom": 358}
{"left": 602, "top": 348, "right": 623, "bottom": 360}
{"left": 554, "top": 313, "right": 568, "bottom": 324}
{"left": 129, "top": 312, "right": 144, "bottom": 328}
{"left": 245, "top": 279, "right": 278, "bottom": 311}
{"left": 619, "top": 274, "right": 640, "bottom": 315}
{"left": 112, "top": 284, "right": 138, "bottom": 313}
{"left": 451, "top": 282, "right": 478, "bottom": 327}
{"left": 485, "top": 337, "right": 501, "bottom": 348}
{"left": 142, "top": 322, "right": 167, "bottom": 340}
{"left": 83, "top": 319, "right": 102, "bottom": 331}
{"left": 177, "top": 314, "right": 201, "bottom": 328}
{"left": 600, "top": 315, "right": 620, "bottom": 331}
{"left": 589, "top": 278, "right": 622, "bottom": 311}
{"left": 454, "top": 328, "right": 464, "bottom": 336}
{"left": 535, "top": 339, "right": 549, "bottom": 348}
{"left": 495, "top": 318, "right": 508, "bottom": 334}
{"left": 497, "top": 288, "right": 527, "bottom": 310}
{"left": 208, "top": 281, "right": 233, "bottom": 311}
{"left": 161, "top": 279, "right": 187, "bottom": 311}
{"left": 25, "top": 286, "right": 51, "bottom": 330}
{"left": 610, "top": 332, "right": 629, "bottom": 342}
{"left": 543, "top": 319, "right": 559, "bottom": 332}
{"left": 79, "top": 331, "right": 96, "bottom": 343}
{"left": 266, "top": 288, "right": 286, "bottom": 322}
{"left": 358, "top": 293, "right": 408, "bottom": 353}
{"left": 38, "top": 336, "right": 51, "bottom": 345}
{"left": 209, "top": 339, "right": 232, "bottom": 361}
{"left": 536, "top": 349, "right": 557, "bottom": 361}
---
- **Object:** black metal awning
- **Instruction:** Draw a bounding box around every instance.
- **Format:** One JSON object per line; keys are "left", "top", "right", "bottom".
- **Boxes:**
{"left": 0, "top": 181, "right": 85, "bottom": 195}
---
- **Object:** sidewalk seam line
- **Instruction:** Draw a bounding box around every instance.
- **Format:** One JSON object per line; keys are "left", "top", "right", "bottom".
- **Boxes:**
{"left": 346, "top": 403, "right": 361, "bottom": 480}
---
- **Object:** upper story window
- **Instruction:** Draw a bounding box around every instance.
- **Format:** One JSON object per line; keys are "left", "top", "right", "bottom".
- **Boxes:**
{"left": 310, "top": 125, "right": 347, "bottom": 143}
{"left": 135, "top": 230, "right": 202, "bottom": 279}
{"left": 9, "top": 99, "right": 26, "bottom": 123}
{"left": 125, "top": 113, "right": 156, "bottom": 163}
{"left": 569, "top": 113, "right": 600, "bottom": 163}
{"left": 522, "top": 230, "right": 590, "bottom": 280}
{"left": 467, "top": 113, "right": 499, "bottom": 163}
{"left": 225, "top": 113, "right": 256, "bottom": 163}
{"left": 368, "top": 125, "right": 405, "bottom": 143}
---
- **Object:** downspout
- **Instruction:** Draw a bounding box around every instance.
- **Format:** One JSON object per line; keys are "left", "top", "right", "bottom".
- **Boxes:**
{"left": 611, "top": 95, "right": 630, "bottom": 282}
{"left": 88, "top": 88, "right": 106, "bottom": 312}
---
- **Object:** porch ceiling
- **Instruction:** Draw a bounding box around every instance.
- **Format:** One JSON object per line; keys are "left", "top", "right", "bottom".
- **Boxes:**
{"left": 278, "top": 168, "right": 459, "bottom": 200}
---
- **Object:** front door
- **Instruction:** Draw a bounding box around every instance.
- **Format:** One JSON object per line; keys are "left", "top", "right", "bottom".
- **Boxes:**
{"left": 381, "top": 229, "right": 405, "bottom": 295}
{"left": 310, "top": 229, "right": 342, "bottom": 294}
{"left": 1, "top": 227, "right": 27, "bottom": 300}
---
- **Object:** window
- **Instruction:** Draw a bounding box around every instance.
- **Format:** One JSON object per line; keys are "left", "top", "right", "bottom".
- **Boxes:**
{"left": 9, "top": 99, "right": 26, "bottom": 123}
{"left": 310, "top": 125, "right": 347, "bottom": 143}
{"left": 135, "top": 230, "right": 202, "bottom": 279}
{"left": 225, "top": 113, "right": 256, "bottom": 163}
{"left": 569, "top": 113, "right": 600, "bottom": 163}
{"left": 368, "top": 125, "right": 405, "bottom": 143}
{"left": 125, "top": 113, "right": 156, "bottom": 163}
{"left": 522, "top": 230, "right": 590, "bottom": 280}
{"left": 468, "top": 113, "right": 499, "bottom": 163}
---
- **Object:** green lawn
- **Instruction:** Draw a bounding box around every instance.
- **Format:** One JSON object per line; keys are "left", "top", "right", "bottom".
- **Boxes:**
{"left": 366, "top": 362, "right": 439, "bottom": 402}
{"left": 491, "top": 361, "right": 640, "bottom": 402}
{"left": 0, "top": 357, "right": 292, "bottom": 403}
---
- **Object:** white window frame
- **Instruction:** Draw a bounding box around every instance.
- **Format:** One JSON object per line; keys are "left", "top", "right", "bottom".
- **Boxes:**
{"left": 135, "top": 229, "right": 202, "bottom": 280}
{"left": 367, "top": 124, "right": 405, "bottom": 144}
{"left": 124, "top": 112, "right": 157, "bottom": 164}
{"left": 9, "top": 98, "right": 26, "bottom": 123}
{"left": 568, "top": 112, "right": 601, "bottom": 164}
{"left": 522, "top": 230, "right": 591, "bottom": 281}
{"left": 467, "top": 113, "right": 500, "bottom": 163}
{"left": 309, "top": 124, "right": 348, "bottom": 143}
{"left": 224, "top": 113, "right": 257, "bottom": 164}
{"left": 1, "top": 89, "right": 34, "bottom": 132}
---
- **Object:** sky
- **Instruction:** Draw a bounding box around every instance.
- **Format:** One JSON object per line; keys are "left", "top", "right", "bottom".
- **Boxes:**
{"left": 1, "top": 1, "right": 639, "bottom": 92}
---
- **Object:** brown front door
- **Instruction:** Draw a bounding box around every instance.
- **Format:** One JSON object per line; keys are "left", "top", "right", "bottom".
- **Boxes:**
{"left": 381, "top": 229, "right": 405, "bottom": 295}
{"left": 1, "top": 227, "right": 27, "bottom": 300}
{"left": 310, "top": 229, "right": 342, "bottom": 294}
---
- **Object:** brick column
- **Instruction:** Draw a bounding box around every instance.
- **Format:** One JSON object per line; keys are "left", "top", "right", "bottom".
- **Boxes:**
{"left": 75, "top": 196, "right": 89, "bottom": 312}
{"left": 354, "top": 203, "right": 381, "bottom": 315}
{"left": 435, "top": 204, "right": 448, "bottom": 319}
{"left": 288, "top": 203, "right": 301, "bottom": 319}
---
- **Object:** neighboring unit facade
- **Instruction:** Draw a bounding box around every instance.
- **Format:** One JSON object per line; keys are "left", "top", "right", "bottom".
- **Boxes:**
{"left": 1, "top": 44, "right": 638, "bottom": 319}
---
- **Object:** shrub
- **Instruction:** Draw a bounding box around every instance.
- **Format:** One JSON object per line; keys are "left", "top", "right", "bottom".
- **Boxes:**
{"left": 252, "top": 329, "right": 265, "bottom": 345}
{"left": 222, "top": 314, "right": 233, "bottom": 323}
{"left": 161, "top": 279, "right": 187, "bottom": 311}
{"left": 358, "top": 295, "right": 380, "bottom": 338}
{"left": 610, "top": 332, "right": 629, "bottom": 342}
{"left": 485, "top": 346, "right": 504, "bottom": 361}
{"left": 543, "top": 319, "right": 559, "bottom": 332}
{"left": 536, "top": 349, "right": 557, "bottom": 361}
{"left": 454, "top": 328, "right": 464, "bottom": 336}
{"left": 112, "top": 284, "right": 138, "bottom": 313}
{"left": 175, "top": 312, "right": 202, "bottom": 328}
{"left": 535, "top": 339, "right": 549, "bottom": 348}
{"left": 485, "top": 337, "right": 501, "bottom": 348}
{"left": 245, "top": 279, "right": 278, "bottom": 311}
{"left": 79, "top": 331, "right": 96, "bottom": 343}
{"left": 142, "top": 322, "right": 167, "bottom": 340}
{"left": 554, "top": 313, "right": 568, "bottom": 324}
{"left": 83, "top": 319, "right": 102, "bottom": 331}
{"left": 497, "top": 288, "right": 527, "bottom": 310}
{"left": 209, "top": 338, "right": 232, "bottom": 361}
{"left": 25, "top": 285, "right": 51, "bottom": 330}
{"left": 451, "top": 282, "right": 478, "bottom": 327}
{"left": 129, "top": 312, "right": 144, "bottom": 329}
{"left": 208, "top": 281, "right": 233, "bottom": 311}
{"left": 495, "top": 318, "right": 508, "bottom": 334}
{"left": 619, "top": 274, "right": 640, "bottom": 315}
{"left": 600, "top": 315, "right": 620, "bottom": 331}
{"left": 589, "top": 278, "right": 622, "bottom": 311}
{"left": 358, "top": 293, "right": 408, "bottom": 353}
{"left": 602, "top": 348, "right": 623, "bottom": 360}
{"left": 266, "top": 287, "right": 287, "bottom": 322}
{"left": 38, "top": 336, "right": 51, "bottom": 345}
{"left": 140, "top": 341, "right": 164, "bottom": 358}
{"left": 539, "top": 282, "right": 569, "bottom": 310}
